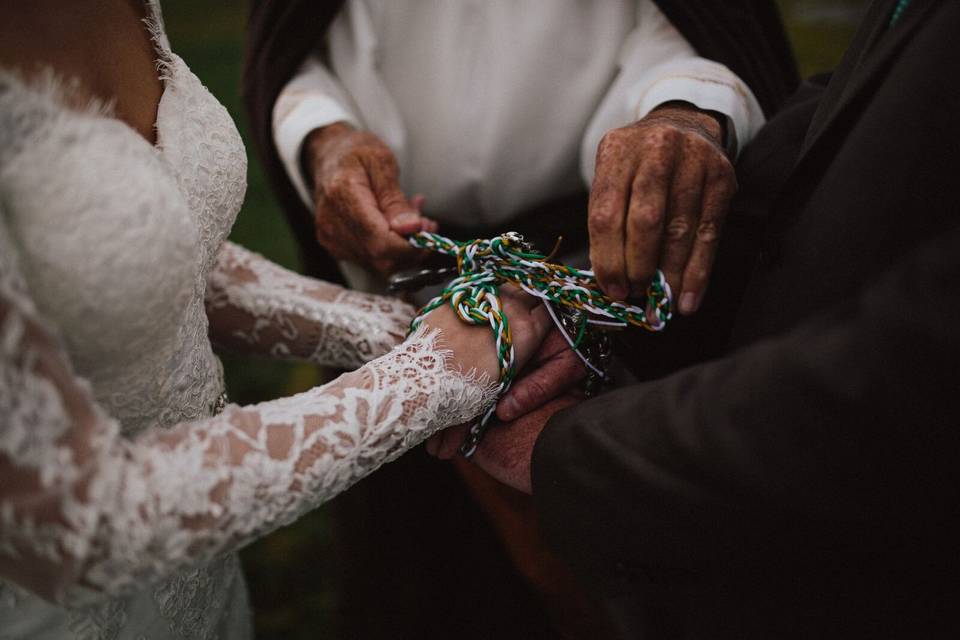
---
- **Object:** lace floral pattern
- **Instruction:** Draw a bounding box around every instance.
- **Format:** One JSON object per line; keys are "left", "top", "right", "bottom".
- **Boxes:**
{"left": 152, "top": 554, "right": 241, "bottom": 640}
{"left": 0, "top": 285, "right": 492, "bottom": 603}
{"left": 0, "top": 2, "right": 491, "bottom": 638}
{"left": 206, "top": 242, "right": 415, "bottom": 369}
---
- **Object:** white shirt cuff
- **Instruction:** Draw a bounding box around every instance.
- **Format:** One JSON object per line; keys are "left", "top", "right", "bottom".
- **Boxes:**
{"left": 633, "top": 66, "right": 765, "bottom": 158}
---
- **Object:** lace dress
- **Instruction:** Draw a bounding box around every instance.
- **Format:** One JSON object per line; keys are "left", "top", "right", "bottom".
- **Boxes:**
{"left": 0, "top": 3, "right": 493, "bottom": 638}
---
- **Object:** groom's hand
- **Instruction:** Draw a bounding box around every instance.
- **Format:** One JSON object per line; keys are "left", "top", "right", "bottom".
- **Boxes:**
{"left": 427, "top": 393, "right": 582, "bottom": 494}
{"left": 495, "top": 328, "right": 587, "bottom": 422}
{"left": 589, "top": 101, "right": 737, "bottom": 315}
{"left": 305, "top": 122, "right": 438, "bottom": 276}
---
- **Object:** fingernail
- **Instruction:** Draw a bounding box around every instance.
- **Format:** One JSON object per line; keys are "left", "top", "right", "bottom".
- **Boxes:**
{"left": 497, "top": 398, "right": 517, "bottom": 422}
{"left": 679, "top": 292, "right": 699, "bottom": 314}
{"left": 393, "top": 212, "right": 419, "bottom": 226}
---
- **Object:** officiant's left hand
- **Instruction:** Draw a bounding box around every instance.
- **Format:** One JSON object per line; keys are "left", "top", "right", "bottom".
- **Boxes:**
{"left": 588, "top": 101, "right": 737, "bottom": 316}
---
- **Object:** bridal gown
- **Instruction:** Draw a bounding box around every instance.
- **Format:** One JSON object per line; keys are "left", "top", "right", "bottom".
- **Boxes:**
{"left": 0, "top": 3, "right": 494, "bottom": 638}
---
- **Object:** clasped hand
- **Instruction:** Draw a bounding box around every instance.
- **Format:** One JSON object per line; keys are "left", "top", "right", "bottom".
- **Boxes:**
{"left": 306, "top": 122, "right": 438, "bottom": 275}
{"left": 589, "top": 102, "right": 737, "bottom": 314}
{"left": 311, "top": 103, "right": 738, "bottom": 492}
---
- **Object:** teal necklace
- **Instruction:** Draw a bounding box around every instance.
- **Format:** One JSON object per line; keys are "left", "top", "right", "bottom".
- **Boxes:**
{"left": 890, "top": 0, "right": 912, "bottom": 27}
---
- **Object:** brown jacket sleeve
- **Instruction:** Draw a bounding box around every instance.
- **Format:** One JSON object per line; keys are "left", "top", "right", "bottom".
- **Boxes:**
{"left": 533, "top": 222, "right": 960, "bottom": 591}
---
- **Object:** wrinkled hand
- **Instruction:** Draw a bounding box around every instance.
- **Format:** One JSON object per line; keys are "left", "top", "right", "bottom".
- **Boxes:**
{"left": 306, "top": 122, "right": 439, "bottom": 275}
{"left": 426, "top": 392, "right": 582, "bottom": 494}
{"left": 495, "top": 328, "right": 587, "bottom": 422}
{"left": 422, "top": 284, "right": 552, "bottom": 383}
{"left": 589, "top": 102, "right": 737, "bottom": 314}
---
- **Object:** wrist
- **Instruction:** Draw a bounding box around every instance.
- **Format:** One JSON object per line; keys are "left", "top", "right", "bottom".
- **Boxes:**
{"left": 422, "top": 306, "right": 499, "bottom": 382}
{"left": 301, "top": 121, "right": 355, "bottom": 189}
{"left": 306, "top": 121, "right": 354, "bottom": 154}
{"left": 650, "top": 101, "right": 727, "bottom": 150}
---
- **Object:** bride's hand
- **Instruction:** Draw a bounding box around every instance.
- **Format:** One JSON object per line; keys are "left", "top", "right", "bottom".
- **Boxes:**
{"left": 421, "top": 285, "right": 551, "bottom": 381}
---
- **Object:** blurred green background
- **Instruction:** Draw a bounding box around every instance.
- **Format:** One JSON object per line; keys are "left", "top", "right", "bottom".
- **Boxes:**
{"left": 158, "top": 1, "right": 868, "bottom": 637}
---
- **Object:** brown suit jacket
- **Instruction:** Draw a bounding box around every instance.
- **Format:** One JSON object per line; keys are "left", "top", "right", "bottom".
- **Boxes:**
{"left": 535, "top": 1, "right": 960, "bottom": 637}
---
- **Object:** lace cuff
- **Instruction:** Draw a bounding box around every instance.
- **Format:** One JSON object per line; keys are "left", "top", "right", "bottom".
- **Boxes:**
{"left": 206, "top": 241, "right": 415, "bottom": 369}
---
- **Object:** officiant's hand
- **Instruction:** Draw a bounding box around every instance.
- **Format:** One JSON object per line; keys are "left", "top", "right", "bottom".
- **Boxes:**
{"left": 588, "top": 101, "right": 737, "bottom": 315}
{"left": 306, "top": 122, "right": 439, "bottom": 276}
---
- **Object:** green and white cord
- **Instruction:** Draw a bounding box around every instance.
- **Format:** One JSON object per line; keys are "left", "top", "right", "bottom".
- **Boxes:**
{"left": 407, "top": 231, "right": 672, "bottom": 456}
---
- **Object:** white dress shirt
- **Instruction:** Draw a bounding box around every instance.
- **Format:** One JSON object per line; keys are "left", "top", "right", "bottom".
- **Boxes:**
{"left": 273, "top": 0, "right": 764, "bottom": 227}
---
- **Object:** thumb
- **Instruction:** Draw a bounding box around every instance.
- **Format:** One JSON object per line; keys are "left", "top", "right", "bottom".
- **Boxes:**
{"left": 497, "top": 344, "right": 586, "bottom": 421}
{"left": 379, "top": 184, "right": 423, "bottom": 235}
{"left": 364, "top": 155, "right": 424, "bottom": 235}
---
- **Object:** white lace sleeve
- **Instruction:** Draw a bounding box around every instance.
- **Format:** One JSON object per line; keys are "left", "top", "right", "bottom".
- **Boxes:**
{"left": 0, "top": 239, "right": 494, "bottom": 607}
{"left": 206, "top": 241, "right": 414, "bottom": 369}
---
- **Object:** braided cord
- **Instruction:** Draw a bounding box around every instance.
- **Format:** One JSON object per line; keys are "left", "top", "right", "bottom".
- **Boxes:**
{"left": 407, "top": 231, "right": 672, "bottom": 456}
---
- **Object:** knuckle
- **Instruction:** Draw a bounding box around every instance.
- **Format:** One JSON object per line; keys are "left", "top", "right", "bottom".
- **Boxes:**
{"left": 649, "top": 126, "right": 679, "bottom": 150}
{"left": 598, "top": 129, "right": 623, "bottom": 151}
{"left": 696, "top": 220, "right": 721, "bottom": 244}
{"left": 596, "top": 128, "right": 638, "bottom": 163}
{"left": 665, "top": 216, "right": 692, "bottom": 242}
{"left": 631, "top": 203, "right": 665, "bottom": 231}
{"left": 369, "top": 145, "right": 395, "bottom": 164}
{"left": 322, "top": 171, "right": 351, "bottom": 198}
{"left": 588, "top": 209, "right": 620, "bottom": 235}
{"left": 637, "top": 161, "right": 669, "bottom": 185}
{"left": 682, "top": 129, "right": 701, "bottom": 145}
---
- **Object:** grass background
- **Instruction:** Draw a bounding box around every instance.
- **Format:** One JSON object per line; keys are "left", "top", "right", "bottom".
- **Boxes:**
{"left": 157, "top": 1, "right": 868, "bottom": 636}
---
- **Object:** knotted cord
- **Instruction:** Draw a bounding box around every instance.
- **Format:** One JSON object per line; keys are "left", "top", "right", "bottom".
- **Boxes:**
{"left": 407, "top": 231, "right": 672, "bottom": 456}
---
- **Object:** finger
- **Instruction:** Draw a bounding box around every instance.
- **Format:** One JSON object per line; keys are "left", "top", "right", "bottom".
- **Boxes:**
{"left": 435, "top": 424, "right": 467, "bottom": 460}
{"left": 411, "top": 194, "right": 426, "bottom": 211}
{"left": 473, "top": 392, "right": 582, "bottom": 494}
{"left": 588, "top": 133, "right": 634, "bottom": 301}
{"left": 508, "top": 300, "right": 551, "bottom": 370}
{"left": 624, "top": 149, "right": 678, "bottom": 297}
{"left": 337, "top": 171, "right": 424, "bottom": 270}
{"left": 679, "top": 160, "right": 737, "bottom": 314}
{"left": 389, "top": 214, "right": 426, "bottom": 236}
{"left": 425, "top": 432, "right": 441, "bottom": 457}
{"left": 320, "top": 163, "right": 387, "bottom": 244}
{"left": 497, "top": 346, "right": 586, "bottom": 422}
{"left": 656, "top": 156, "right": 705, "bottom": 296}
{"left": 361, "top": 149, "right": 424, "bottom": 233}
{"left": 358, "top": 155, "right": 429, "bottom": 268}
{"left": 527, "top": 303, "right": 551, "bottom": 346}
{"left": 421, "top": 218, "right": 440, "bottom": 233}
